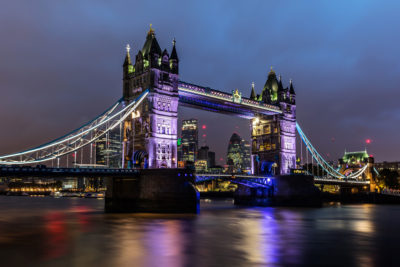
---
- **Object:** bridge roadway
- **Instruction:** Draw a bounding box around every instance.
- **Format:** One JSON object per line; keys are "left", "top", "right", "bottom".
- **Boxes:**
{"left": 0, "top": 166, "right": 140, "bottom": 178}
{"left": 0, "top": 166, "right": 369, "bottom": 186}
{"left": 195, "top": 173, "right": 370, "bottom": 187}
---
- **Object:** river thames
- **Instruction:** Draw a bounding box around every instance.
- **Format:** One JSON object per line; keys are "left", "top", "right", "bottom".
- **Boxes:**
{"left": 0, "top": 196, "right": 398, "bottom": 267}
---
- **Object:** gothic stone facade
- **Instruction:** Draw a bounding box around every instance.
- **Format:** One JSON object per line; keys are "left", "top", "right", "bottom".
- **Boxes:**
{"left": 122, "top": 27, "right": 179, "bottom": 168}
{"left": 250, "top": 69, "right": 296, "bottom": 175}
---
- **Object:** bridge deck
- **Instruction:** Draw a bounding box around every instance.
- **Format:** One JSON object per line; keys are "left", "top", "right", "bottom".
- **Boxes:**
{"left": 0, "top": 166, "right": 140, "bottom": 178}
{"left": 178, "top": 81, "right": 281, "bottom": 118}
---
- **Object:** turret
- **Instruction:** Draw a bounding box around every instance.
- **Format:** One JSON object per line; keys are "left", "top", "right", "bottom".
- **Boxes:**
{"left": 277, "top": 74, "right": 287, "bottom": 103}
{"left": 289, "top": 79, "right": 296, "bottom": 104}
{"left": 250, "top": 82, "right": 256, "bottom": 100}
{"left": 170, "top": 38, "right": 179, "bottom": 74}
{"left": 123, "top": 44, "right": 133, "bottom": 100}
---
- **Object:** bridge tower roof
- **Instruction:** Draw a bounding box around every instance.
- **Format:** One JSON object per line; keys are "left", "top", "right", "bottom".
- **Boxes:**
{"left": 142, "top": 24, "right": 161, "bottom": 58}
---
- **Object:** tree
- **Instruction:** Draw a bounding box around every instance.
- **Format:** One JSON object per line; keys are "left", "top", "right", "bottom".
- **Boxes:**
{"left": 378, "top": 169, "right": 399, "bottom": 189}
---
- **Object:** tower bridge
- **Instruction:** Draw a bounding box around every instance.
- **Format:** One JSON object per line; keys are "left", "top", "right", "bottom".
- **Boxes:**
{"left": 0, "top": 26, "right": 377, "bottom": 209}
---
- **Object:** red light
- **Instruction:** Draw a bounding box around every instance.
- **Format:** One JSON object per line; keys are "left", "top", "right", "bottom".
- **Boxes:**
{"left": 202, "top": 134, "right": 206, "bottom": 138}
{"left": 370, "top": 154, "right": 374, "bottom": 157}
{"left": 366, "top": 139, "right": 371, "bottom": 144}
{"left": 202, "top": 125, "right": 206, "bottom": 129}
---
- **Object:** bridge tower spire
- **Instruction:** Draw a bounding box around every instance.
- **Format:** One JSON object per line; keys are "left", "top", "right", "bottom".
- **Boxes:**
{"left": 250, "top": 82, "right": 256, "bottom": 100}
{"left": 122, "top": 27, "right": 179, "bottom": 169}
{"left": 123, "top": 44, "right": 134, "bottom": 98}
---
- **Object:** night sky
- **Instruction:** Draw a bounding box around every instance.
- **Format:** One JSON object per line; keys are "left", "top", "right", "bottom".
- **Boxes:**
{"left": 1, "top": 1, "right": 399, "bottom": 164}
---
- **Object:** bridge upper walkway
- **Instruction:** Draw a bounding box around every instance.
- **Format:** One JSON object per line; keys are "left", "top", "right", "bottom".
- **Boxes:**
{"left": 178, "top": 81, "right": 281, "bottom": 118}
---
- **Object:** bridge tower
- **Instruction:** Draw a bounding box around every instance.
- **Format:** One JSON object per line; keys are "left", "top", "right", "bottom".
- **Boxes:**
{"left": 251, "top": 68, "right": 296, "bottom": 175}
{"left": 122, "top": 26, "right": 179, "bottom": 168}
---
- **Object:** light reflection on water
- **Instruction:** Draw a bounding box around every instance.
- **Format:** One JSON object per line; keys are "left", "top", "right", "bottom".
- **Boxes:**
{"left": 0, "top": 196, "right": 399, "bottom": 266}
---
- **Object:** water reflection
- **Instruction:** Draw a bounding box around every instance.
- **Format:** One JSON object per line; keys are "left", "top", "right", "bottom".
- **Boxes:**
{"left": 43, "top": 212, "right": 68, "bottom": 260}
{"left": 0, "top": 197, "right": 398, "bottom": 266}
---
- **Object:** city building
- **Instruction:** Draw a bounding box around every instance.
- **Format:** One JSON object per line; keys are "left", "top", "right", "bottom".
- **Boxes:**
{"left": 375, "top": 161, "right": 400, "bottom": 173}
{"left": 226, "top": 133, "right": 245, "bottom": 173}
{"left": 194, "top": 146, "right": 216, "bottom": 172}
{"left": 181, "top": 119, "right": 198, "bottom": 164}
{"left": 95, "top": 127, "right": 122, "bottom": 168}
{"left": 338, "top": 149, "right": 372, "bottom": 179}
{"left": 340, "top": 150, "right": 369, "bottom": 166}
{"left": 241, "top": 139, "right": 251, "bottom": 173}
{"left": 208, "top": 150, "right": 216, "bottom": 169}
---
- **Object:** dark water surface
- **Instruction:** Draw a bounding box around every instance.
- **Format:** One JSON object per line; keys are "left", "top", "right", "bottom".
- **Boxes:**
{"left": 0, "top": 196, "right": 399, "bottom": 267}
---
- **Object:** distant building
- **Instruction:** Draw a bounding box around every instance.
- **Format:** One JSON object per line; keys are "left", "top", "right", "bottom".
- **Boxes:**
{"left": 198, "top": 146, "right": 209, "bottom": 161}
{"left": 181, "top": 119, "right": 198, "bottom": 164}
{"left": 95, "top": 128, "right": 122, "bottom": 168}
{"left": 226, "top": 133, "right": 251, "bottom": 173}
{"left": 341, "top": 150, "right": 369, "bottom": 166}
{"left": 338, "top": 150, "right": 370, "bottom": 178}
{"left": 208, "top": 151, "right": 216, "bottom": 168}
{"left": 241, "top": 139, "right": 251, "bottom": 173}
{"left": 195, "top": 160, "right": 208, "bottom": 172}
{"left": 375, "top": 161, "right": 400, "bottom": 173}
{"left": 195, "top": 146, "right": 216, "bottom": 172}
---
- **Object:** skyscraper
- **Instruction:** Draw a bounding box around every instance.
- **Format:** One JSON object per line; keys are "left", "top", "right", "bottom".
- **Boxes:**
{"left": 226, "top": 133, "right": 244, "bottom": 173}
{"left": 226, "top": 133, "right": 251, "bottom": 173}
{"left": 95, "top": 127, "right": 122, "bottom": 168}
{"left": 181, "top": 119, "right": 198, "bottom": 164}
{"left": 241, "top": 138, "right": 251, "bottom": 173}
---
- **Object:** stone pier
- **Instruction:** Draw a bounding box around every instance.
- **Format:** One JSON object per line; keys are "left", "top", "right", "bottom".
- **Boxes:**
{"left": 234, "top": 174, "right": 321, "bottom": 207}
{"left": 105, "top": 168, "right": 199, "bottom": 213}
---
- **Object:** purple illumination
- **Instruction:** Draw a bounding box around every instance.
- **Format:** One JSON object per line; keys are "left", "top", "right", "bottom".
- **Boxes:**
{"left": 122, "top": 29, "right": 179, "bottom": 169}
